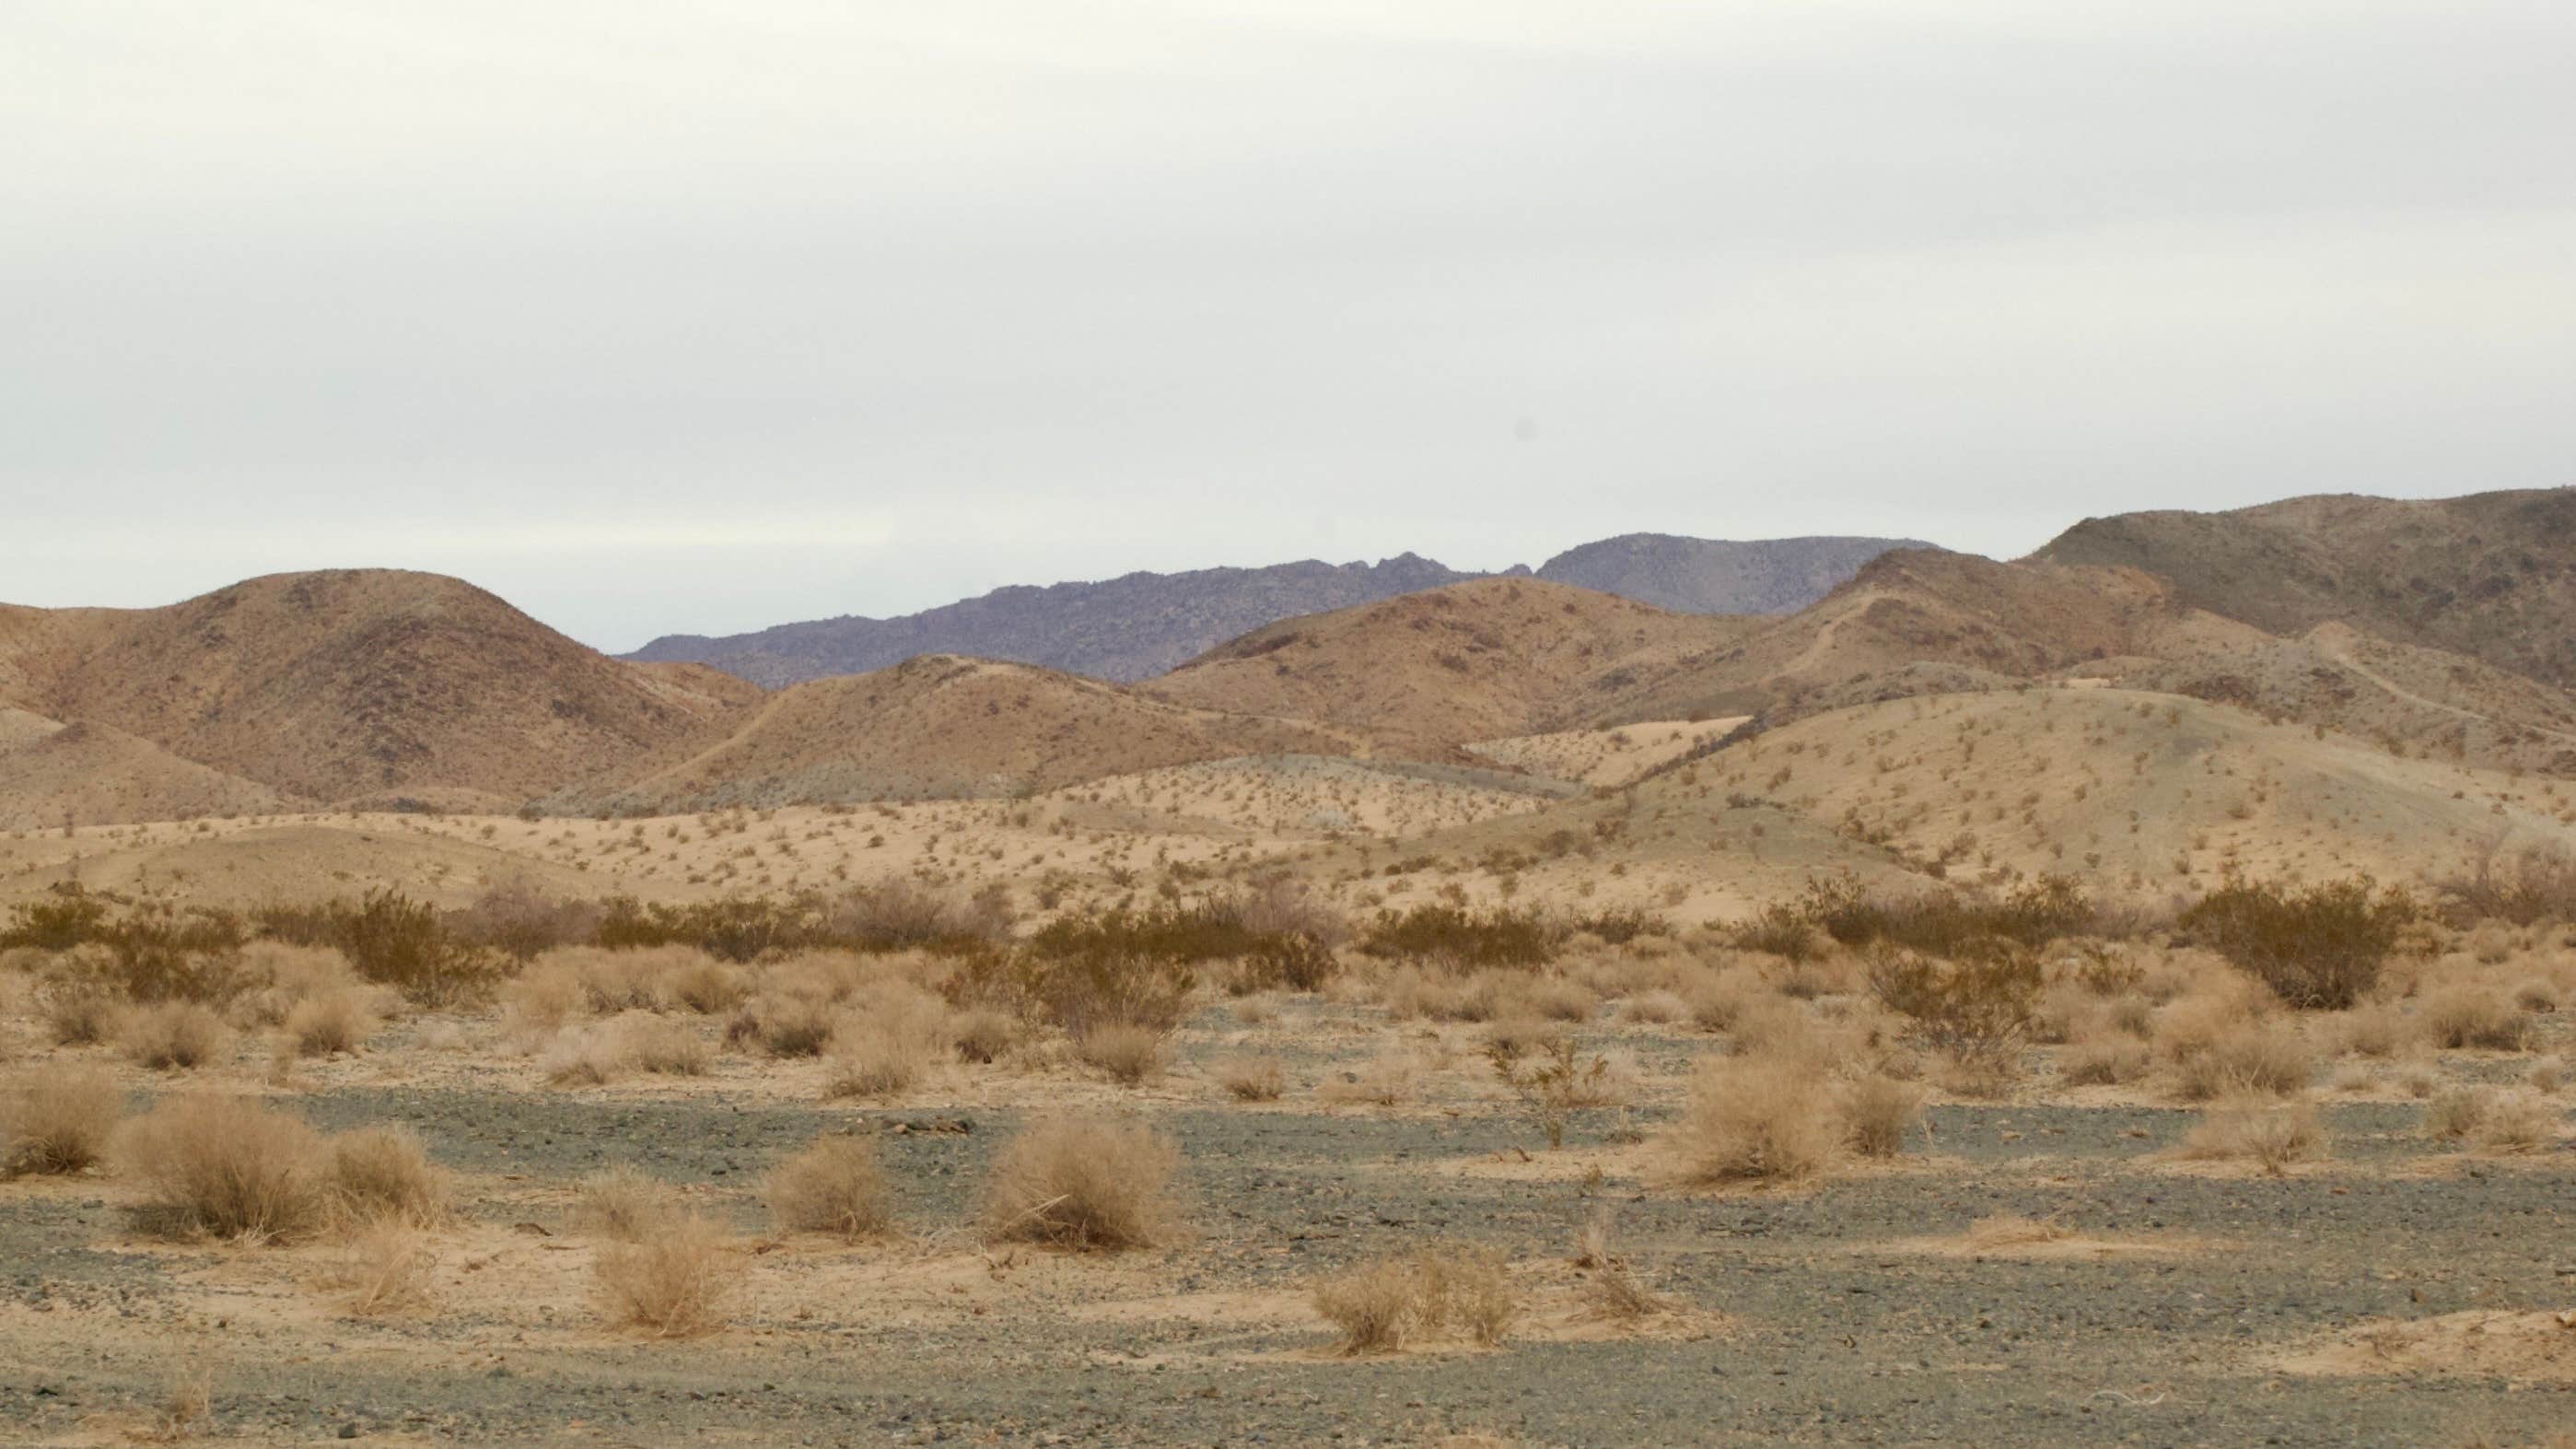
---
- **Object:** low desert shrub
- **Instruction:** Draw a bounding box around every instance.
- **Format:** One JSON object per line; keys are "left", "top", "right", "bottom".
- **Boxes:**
{"left": 2, "top": 1067, "right": 124, "bottom": 1175}
{"left": 2420, "top": 986, "right": 2535, "bottom": 1051}
{"left": 823, "top": 1021, "right": 941, "bottom": 1099}
{"left": 1212, "top": 1053, "right": 1288, "bottom": 1102}
{"left": 2175, "top": 1099, "right": 2327, "bottom": 1174}
{"left": 38, "top": 979, "right": 124, "bottom": 1046}
{"left": 1312, "top": 1244, "right": 1516, "bottom": 1353}
{"left": 1865, "top": 940, "right": 2040, "bottom": 1078}
{"left": 325, "top": 1125, "right": 450, "bottom": 1227}
{"left": 1487, "top": 1036, "right": 1632, "bottom": 1148}
{"left": 665, "top": 956, "right": 750, "bottom": 1015}
{"left": 1357, "top": 904, "right": 1564, "bottom": 969}
{"left": 574, "top": 1163, "right": 678, "bottom": 1241}
{"left": 265, "top": 889, "right": 502, "bottom": 1007}
{"left": 1322, "top": 1043, "right": 1431, "bottom": 1109}
{"left": 2424, "top": 1087, "right": 2561, "bottom": 1152}
{"left": 2059, "top": 1035, "right": 2153, "bottom": 1086}
{"left": 622, "top": 1016, "right": 713, "bottom": 1076}
{"left": 2440, "top": 844, "right": 2576, "bottom": 928}
{"left": 949, "top": 1008, "right": 1019, "bottom": 1064}
{"left": 1663, "top": 1056, "right": 1840, "bottom": 1185}
{"left": 595, "top": 1212, "right": 739, "bottom": 1338}
{"left": 1838, "top": 1074, "right": 1923, "bottom": 1159}
{"left": 283, "top": 988, "right": 379, "bottom": 1058}
{"left": 765, "top": 1134, "right": 893, "bottom": 1241}
{"left": 1798, "top": 873, "right": 2095, "bottom": 957}
{"left": 1073, "top": 1022, "right": 1169, "bottom": 1086}
{"left": 979, "top": 1118, "right": 1182, "bottom": 1250}
{"left": 121, "top": 1000, "right": 228, "bottom": 1070}
{"left": 727, "top": 992, "right": 837, "bottom": 1058}
{"left": 117, "top": 1096, "right": 331, "bottom": 1242}
{"left": 2169, "top": 1021, "right": 2314, "bottom": 1101}
{"left": 2179, "top": 876, "right": 2416, "bottom": 1010}
{"left": 332, "top": 1221, "right": 436, "bottom": 1315}
{"left": 540, "top": 1023, "right": 631, "bottom": 1086}
{"left": 442, "top": 880, "right": 602, "bottom": 964}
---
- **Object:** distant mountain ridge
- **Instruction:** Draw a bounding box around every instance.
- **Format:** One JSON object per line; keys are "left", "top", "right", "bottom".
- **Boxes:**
{"left": 626, "top": 533, "right": 1925, "bottom": 685}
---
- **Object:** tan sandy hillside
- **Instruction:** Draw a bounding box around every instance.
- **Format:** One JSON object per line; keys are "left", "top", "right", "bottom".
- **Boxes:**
{"left": 1591, "top": 548, "right": 2576, "bottom": 773}
{"left": 0, "top": 570, "right": 762, "bottom": 805}
{"left": 545, "top": 653, "right": 1366, "bottom": 813}
{"left": 0, "top": 710, "right": 295, "bottom": 829}
{"left": 1670, "top": 686, "right": 2576, "bottom": 896}
{"left": 2036, "top": 485, "right": 2576, "bottom": 691}
{"left": 1149, "top": 578, "right": 1754, "bottom": 756}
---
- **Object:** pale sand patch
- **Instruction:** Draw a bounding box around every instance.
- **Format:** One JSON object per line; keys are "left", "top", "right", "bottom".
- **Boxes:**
{"left": 2265, "top": 1309, "right": 2576, "bottom": 1382}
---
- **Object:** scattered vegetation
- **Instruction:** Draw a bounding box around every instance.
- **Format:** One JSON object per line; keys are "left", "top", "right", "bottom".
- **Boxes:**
{"left": 765, "top": 1134, "right": 894, "bottom": 1240}
{"left": 2179, "top": 876, "right": 2417, "bottom": 1010}
{"left": 979, "top": 1118, "right": 1181, "bottom": 1251}
{"left": 1311, "top": 1244, "right": 1516, "bottom": 1354}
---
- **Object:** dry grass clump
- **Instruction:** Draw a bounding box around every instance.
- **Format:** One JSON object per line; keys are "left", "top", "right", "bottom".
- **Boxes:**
{"left": 1663, "top": 1056, "right": 1841, "bottom": 1186}
{"left": 122, "top": 1001, "right": 228, "bottom": 1070}
{"left": 539, "top": 1023, "right": 632, "bottom": 1087}
{"left": 621, "top": 1015, "right": 712, "bottom": 1076}
{"left": 325, "top": 1125, "right": 451, "bottom": 1227}
{"left": 950, "top": 1008, "right": 1020, "bottom": 1064}
{"left": 2175, "top": 1098, "right": 2327, "bottom": 1174}
{"left": 118, "top": 1096, "right": 331, "bottom": 1242}
{"left": 726, "top": 991, "right": 838, "bottom": 1058}
{"left": 1073, "top": 1022, "right": 1170, "bottom": 1086}
{"left": 574, "top": 1163, "right": 680, "bottom": 1241}
{"left": 149, "top": 1366, "right": 214, "bottom": 1442}
{"left": 1569, "top": 1212, "right": 1668, "bottom": 1324}
{"left": 2168, "top": 1020, "right": 2314, "bottom": 1101}
{"left": 595, "top": 1212, "right": 740, "bottom": 1338}
{"left": 2329, "top": 1003, "right": 2408, "bottom": 1059}
{"left": 1488, "top": 1037, "right": 1637, "bottom": 1149}
{"left": 2423, "top": 1087, "right": 2561, "bottom": 1152}
{"left": 1617, "top": 988, "right": 1687, "bottom": 1025}
{"left": 1481, "top": 1013, "right": 1569, "bottom": 1060}
{"left": 1518, "top": 977, "right": 1601, "bottom": 1022}
{"left": 282, "top": 988, "right": 379, "bottom": 1058}
{"left": 332, "top": 1221, "right": 437, "bottom": 1315}
{"left": 40, "top": 982, "right": 125, "bottom": 1046}
{"left": 1837, "top": 1074, "right": 1923, "bottom": 1159}
{"left": 979, "top": 1117, "right": 1182, "bottom": 1251}
{"left": 1312, "top": 1243, "right": 1516, "bottom": 1353}
{"left": 765, "top": 1134, "right": 893, "bottom": 1241}
{"left": 2420, "top": 986, "right": 2535, "bottom": 1052}
{"left": 2, "top": 1067, "right": 125, "bottom": 1175}
{"left": 1212, "top": 1053, "right": 1288, "bottom": 1102}
{"left": 2059, "top": 1035, "right": 2153, "bottom": 1086}
{"left": 665, "top": 955, "right": 750, "bottom": 1015}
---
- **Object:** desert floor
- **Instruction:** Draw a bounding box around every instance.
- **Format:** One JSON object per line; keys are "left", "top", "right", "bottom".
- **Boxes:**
{"left": 5, "top": 937, "right": 2573, "bottom": 1448}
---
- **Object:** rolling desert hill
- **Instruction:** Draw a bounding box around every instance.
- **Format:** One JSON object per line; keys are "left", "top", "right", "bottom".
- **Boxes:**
{"left": 2036, "top": 486, "right": 2576, "bottom": 691}
{"left": 1148, "top": 578, "right": 1757, "bottom": 756}
{"left": 542, "top": 653, "right": 1366, "bottom": 814}
{"left": 1585, "top": 547, "right": 2576, "bottom": 774}
{"left": 1660, "top": 685, "right": 2576, "bottom": 893}
{"left": 0, "top": 570, "right": 763, "bottom": 807}
{"left": 0, "top": 709, "right": 293, "bottom": 830}
{"left": 624, "top": 534, "right": 1919, "bottom": 686}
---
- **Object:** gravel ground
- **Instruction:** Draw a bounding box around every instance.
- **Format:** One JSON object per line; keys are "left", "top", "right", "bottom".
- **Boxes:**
{"left": 5, "top": 1024, "right": 2571, "bottom": 1446}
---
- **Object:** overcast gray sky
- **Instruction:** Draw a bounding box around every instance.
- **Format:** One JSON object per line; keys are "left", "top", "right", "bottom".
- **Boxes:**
{"left": 7, "top": 2, "right": 2572, "bottom": 651}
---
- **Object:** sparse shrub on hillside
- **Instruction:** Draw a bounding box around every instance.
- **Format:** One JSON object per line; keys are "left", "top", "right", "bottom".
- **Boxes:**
{"left": 2441, "top": 844, "right": 2576, "bottom": 928}
{"left": 832, "top": 878, "right": 1015, "bottom": 949}
{"left": 2, "top": 1067, "right": 125, "bottom": 1175}
{"left": 765, "top": 1134, "right": 892, "bottom": 1240}
{"left": 1726, "top": 902, "right": 1819, "bottom": 962}
{"left": 2178, "top": 876, "right": 2417, "bottom": 1010}
{"left": 442, "top": 881, "right": 603, "bottom": 963}
{"left": 1568, "top": 906, "right": 1669, "bottom": 946}
{"left": 595, "top": 894, "right": 820, "bottom": 963}
{"left": 1358, "top": 904, "right": 1564, "bottom": 969}
{"left": 979, "top": 1118, "right": 1181, "bottom": 1251}
{"left": 1209, "top": 875, "right": 1350, "bottom": 947}
{"left": 1799, "top": 874, "right": 2096, "bottom": 958}
{"left": 0, "top": 891, "right": 111, "bottom": 952}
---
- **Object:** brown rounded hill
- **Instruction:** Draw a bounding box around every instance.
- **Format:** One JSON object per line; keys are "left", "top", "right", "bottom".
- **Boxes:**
{"left": 0, "top": 570, "right": 762, "bottom": 806}
{"left": 1148, "top": 578, "right": 1754, "bottom": 757}
{"left": 544, "top": 653, "right": 1366, "bottom": 812}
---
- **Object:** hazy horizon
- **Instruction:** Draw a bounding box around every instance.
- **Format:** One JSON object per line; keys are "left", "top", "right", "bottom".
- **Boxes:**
{"left": 10, "top": 3, "right": 2572, "bottom": 650}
